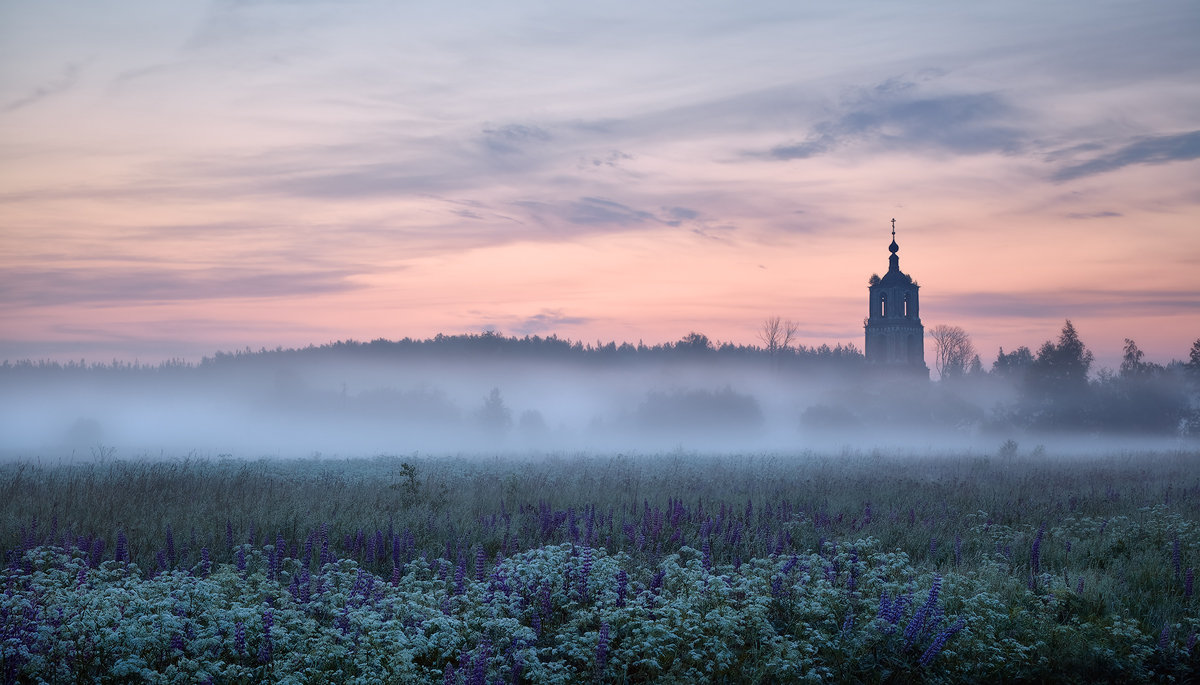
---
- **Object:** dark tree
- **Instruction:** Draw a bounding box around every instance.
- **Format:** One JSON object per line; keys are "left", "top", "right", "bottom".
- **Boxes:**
{"left": 1119, "top": 338, "right": 1152, "bottom": 378}
{"left": 1020, "top": 321, "right": 1095, "bottom": 429}
{"left": 1188, "top": 339, "right": 1200, "bottom": 375}
{"left": 1097, "top": 338, "right": 1187, "bottom": 433}
{"left": 475, "top": 388, "right": 512, "bottom": 435}
{"left": 757, "top": 316, "right": 798, "bottom": 362}
{"left": 676, "top": 332, "right": 712, "bottom": 353}
{"left": 929, "top": 324, "right": 975, "bottom": 380}
{"left": 992, "top": 346, "right": 1034, "bottom": 378}
{"left": 1029, "top": 320, "right": 1093, "bottom": 396}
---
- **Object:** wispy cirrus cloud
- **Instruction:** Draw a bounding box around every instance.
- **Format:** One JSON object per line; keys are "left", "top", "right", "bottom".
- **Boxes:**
{"left": 767, "top": 79, "right": 1025, "bottom": 161}
{"left": 3, "top": 64, "right": 80, "bottom": 113}
{"left": 481, "top": 124, "right": 553, "bottom": 155}
{"left": 933, "top": 289, "right": 1200, "bottom": 320}
{"left": 1065, "top": 211, "right": 1121, "bottom": 220}
{"left": 510, "top": 197, "right": 709, "bottom": 233}
{"left": 0, "top": 267, "right": 363, "bottom": 307}
{"left": 1050, "top": 130, "right": 1200, "bottom": 181}
{"left": 511, "top": 309, "right": 592, "bottom": 336}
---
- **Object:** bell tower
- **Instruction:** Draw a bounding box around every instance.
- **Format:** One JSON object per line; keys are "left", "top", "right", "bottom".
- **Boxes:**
{"left": 864, "top": 219, "right": 928, "bottom": 375}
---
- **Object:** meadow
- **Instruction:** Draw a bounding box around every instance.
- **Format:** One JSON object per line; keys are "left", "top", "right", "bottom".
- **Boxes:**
{"left": 2, "top": 448, "right": 1198, "bottom": 683}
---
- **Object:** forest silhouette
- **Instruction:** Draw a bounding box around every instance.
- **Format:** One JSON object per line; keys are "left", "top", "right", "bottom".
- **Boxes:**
{"left": 2, "top": 322, "right": 1198, "bottom": 456}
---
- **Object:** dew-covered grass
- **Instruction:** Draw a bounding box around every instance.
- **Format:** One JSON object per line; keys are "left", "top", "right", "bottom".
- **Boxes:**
{"left": 2, "top": 449, "right": 1198, "bottom": 683}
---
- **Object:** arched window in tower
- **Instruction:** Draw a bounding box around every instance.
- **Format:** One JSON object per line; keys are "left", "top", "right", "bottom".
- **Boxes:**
{"left": 880, "top": 292, "right": 888, "bottom": 317}
{"left": 904, "top": 292, "right": 911, "bottom": 318}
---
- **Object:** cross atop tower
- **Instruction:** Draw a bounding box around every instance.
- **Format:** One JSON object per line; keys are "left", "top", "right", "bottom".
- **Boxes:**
{"left": 891, "top": 218, "right": 896, "bottom": 239}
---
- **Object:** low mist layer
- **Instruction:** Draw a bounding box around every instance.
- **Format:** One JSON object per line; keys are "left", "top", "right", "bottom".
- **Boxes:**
{"left": 2, "top": 331, "right": 1197, "bottom": 459}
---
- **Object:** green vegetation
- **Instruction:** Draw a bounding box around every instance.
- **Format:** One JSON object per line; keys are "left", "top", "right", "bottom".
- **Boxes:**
{"left": 2, "top": 449, "right": 1199, "bottom": 682}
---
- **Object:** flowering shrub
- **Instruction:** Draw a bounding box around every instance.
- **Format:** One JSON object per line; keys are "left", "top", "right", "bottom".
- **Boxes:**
{"left": 2, "top": 451, "right": 1199, "bottom": 682}
{"left": 2, "top": 535, "right": 1196, "bottom": 683}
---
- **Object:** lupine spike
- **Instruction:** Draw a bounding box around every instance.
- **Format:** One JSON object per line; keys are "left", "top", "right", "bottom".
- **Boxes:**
{"left": 596, "top": 622, "right": 611, "bottom": 673}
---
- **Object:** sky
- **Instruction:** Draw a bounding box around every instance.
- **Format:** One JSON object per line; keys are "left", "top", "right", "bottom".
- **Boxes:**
{"left": 1, "top": 0, "right": 1198, "bottom": 371}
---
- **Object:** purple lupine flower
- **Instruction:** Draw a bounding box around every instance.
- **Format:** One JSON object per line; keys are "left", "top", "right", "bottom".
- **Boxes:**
{"left": 1186, "top": 630, "right": 1196, "bottom": 652}
{"left": 650, "top": 568, "right": 665, "bottom": 595}
{"left": 877, "top": 591, "right": 893, "bottom": 623}
{"left": 903, "top": 606, "right": 929, "bottom": 648}
{"left": 475, "top": 546, "right": 487, "bottom": 584}
{"left": 1159, "top": 623, "right": 1171, "bottom": 651}
{"left": 781, "top": 555, "right": 798, "bottom": 576}
{"left": 595, "top": 622, "right": 611, "bottom": 673}
{"left": 1030, "top": 523, "right": 1045, "bottom": 575}
{"left": 156, "top": 550, "right": 169, "bottom": 573}
{"left": 442, "top": 663, "right": 456, "bottom": 685}
{"left": 258, "top": 609, "right": 274, "bottom": 663}
{"left": 1075, "top": 577, "right": 1085, "bottom": 594}
{"left": 114, "top": 531, "right": 129, "bottom": 564}
{"left": 199, "top": 548, "right": 211, "bottom": 577}
{"left": 929, "top": 537, "right": 938, "bottom": 558}
{"left": 291, "top": 568, "right": 311, "bottom": 604}
{"left": 170, "top": 632, "right": 184, "bottom": 653}
{"left": 234, "top": 621, "right": 246, "bottom": 655}
{"left": 235, "top": 546, "right": 246, "bottom": 573}
{"left": 471, "top": 639, "right": 491, "bottom": 685}
{"left": 616, "top": 569, "right": 628, "bottom": 607}
{"left": 919, "top": 618, "right": 965, "bottom": 667}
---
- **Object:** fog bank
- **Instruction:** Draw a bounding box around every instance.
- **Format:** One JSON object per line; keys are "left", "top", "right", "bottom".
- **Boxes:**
{"left": 2, "top": 344, "right": 1196, "bottom": 460}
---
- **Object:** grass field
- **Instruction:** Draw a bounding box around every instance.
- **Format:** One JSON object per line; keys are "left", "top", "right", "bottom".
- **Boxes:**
{"left": 2, "top": 448, "right": 1198, "bottom": 682}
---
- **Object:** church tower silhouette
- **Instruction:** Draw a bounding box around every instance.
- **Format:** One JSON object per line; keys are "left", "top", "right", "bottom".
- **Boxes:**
{"left": 864, "top": 219, "right": 928, "bottom": 375}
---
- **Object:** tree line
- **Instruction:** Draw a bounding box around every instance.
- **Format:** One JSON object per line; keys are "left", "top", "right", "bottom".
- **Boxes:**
{"left": 0, "top": 330, "right": 867, "bottom": 376}
{"left": 931, "top": 320, "right": 1200, "bottom": 435}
